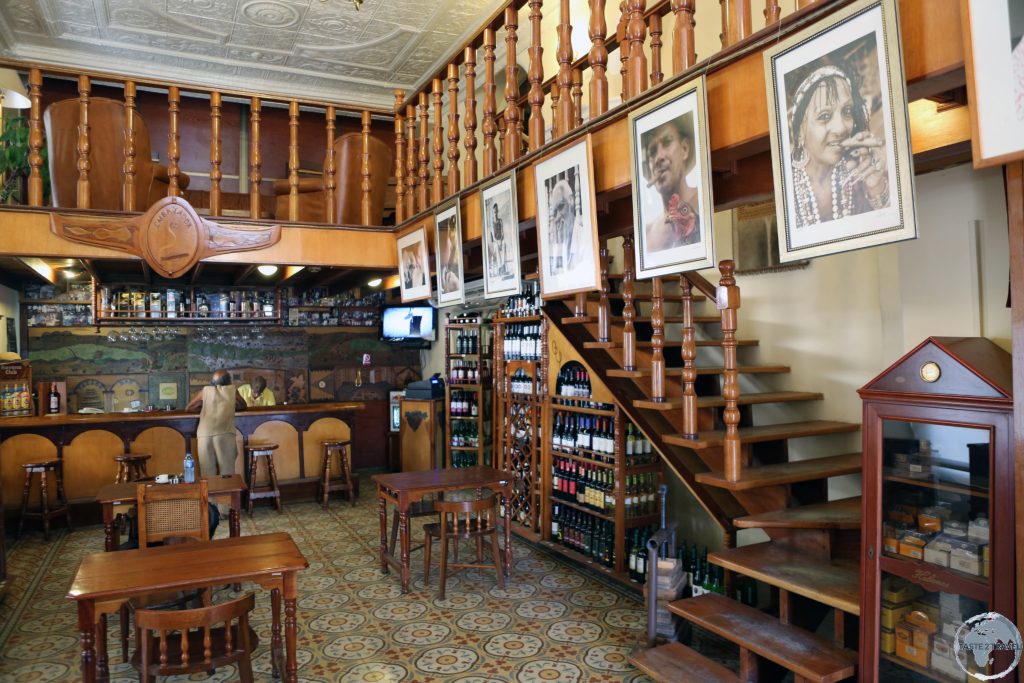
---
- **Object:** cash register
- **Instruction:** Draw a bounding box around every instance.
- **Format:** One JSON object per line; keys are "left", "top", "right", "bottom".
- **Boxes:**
{"left": 405, "top": 374, "right": 445, "bottom": 400}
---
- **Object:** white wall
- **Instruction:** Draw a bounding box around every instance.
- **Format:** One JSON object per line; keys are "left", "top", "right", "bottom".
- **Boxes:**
{"left": 0, "top": 283, "right": 18, "bottom": 356}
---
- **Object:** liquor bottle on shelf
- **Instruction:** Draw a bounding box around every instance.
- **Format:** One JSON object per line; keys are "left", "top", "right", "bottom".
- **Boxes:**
{"left": 47, "top": 382, "right": 60, "bottom": 415}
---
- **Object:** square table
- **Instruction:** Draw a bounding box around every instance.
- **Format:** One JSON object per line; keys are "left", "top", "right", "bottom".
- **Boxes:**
{"left": 372, "top": 466, "right": 514, "bottom": 593}
{"left": 96, "top": 474, "right": 246, "bottom": 551}
{"left": 67, "top": 532, "right": 307, "bottom": 682}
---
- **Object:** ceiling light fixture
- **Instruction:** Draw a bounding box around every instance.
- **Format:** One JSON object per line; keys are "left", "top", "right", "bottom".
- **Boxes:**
{"left": 257, "top": 265, "right": 279, "bottom": 276}
{"left": 367, "top": 277, "right": 382, "bottom": 287}
{"left": 62, "top": 269, "right": 79, "bottom": 279}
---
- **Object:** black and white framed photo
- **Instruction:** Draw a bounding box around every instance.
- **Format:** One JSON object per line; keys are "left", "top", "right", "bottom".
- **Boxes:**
{"left": 962, "top": 0, "right": 1024, "bottom": 168}
{"left": 434, "top": 200, "right": 464, "bottom": 307}
{"left": 628, "top": 75, "right": 715, "bottom": 278}
{"left": 481, "top": 172, "right": 521, "bottom": 299}
{"left": 533, "top": 135, "right": 600, "bottom": 298}
{"left": 397, "top": 226, "right": 431, "bottom": 303}
{"left": 765, "top": 0, "right": 916, "bottom": 263}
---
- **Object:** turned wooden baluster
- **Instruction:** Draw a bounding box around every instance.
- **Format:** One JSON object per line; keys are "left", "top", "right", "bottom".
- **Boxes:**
{"left": 556, "top": 0, "right": 574, "bottom": 136}
{"left": 504, "top": 7, "right": 522, "bottom": 164}
{"left": 27, "top": 69, "right": 43, "bottom": 206}
{"left": 626, "top": 0, "right": 648, "bottom": 99}
{"left": 249, "top": 97, "right": 262, "bottom": 219}
{"left": 288, "top": 101, "right": 300, "bottom": 221}
{"left": 122, "top": 81, "right": 137, "bottom": 212}
{"left": 497, "top": 117, "right": 507, "bottom": 168}
{"left": 76, "top": 75, "right": 91, "bottom": 208}
{"left": 209, "top": 92, "right": 223, "bottom": 217}
{"left": 649, "top": 14, "right": 664, "bottom": 86}
{"left": 589, "top": 0, "right": 609, "bottom": 117}
{"left": 417, "top": 92, "right": 430, "bottom": 210}
{"left": 405, "top": 104, "right": 417, "bottom": 216}
{"left": 798, "top": 0, "right": 815, "bottom": 7}
{"left": 447, "top": 65, "right": 461, "bottom": 195}
{"left": 463, "top": 48, "right": 478, "bottom": 185}
{"left": 720, "top": 0, "right": 752, "bottom": 48}
{"left": 482, "top": 28, "right": 498, "bottom": 176}
{"left": 361, "top": 110, "right": 372, "bottom": 224}
{"left": 622, "top": 235, "right": 637, "bottom": 371}
{"left": 764, "top": 0, "right": 781, "bottom": 25}
{"left": 431, "top": 79, "right": 444, "bottom": 204}
{"left": 617, "top": 2, "right": 628, "bottom": 103}
{"left": 573, "top": 292, "right": 587, "bottom": 318}
{"left": 597, "top": 246, "right": 611, "bottom": 342}
{"left": 718, "top": 260, "right": 742, "bottom": 481}
{"left": 394, "top": 92, "right": 406, "bottom": 223}
{"left": 572, "top": 69, "right": 583, "bottom": 128}
{"left": 650, "top": 276, "right": 665, "bottom": 402}
{"left": 527, "top": 0, "right": 545, "bottom": 151}
{"left": 672, "top": 0, "right": 697, "bottom": 74}
{"left": 680, "top": 275, "right": 698, "bottom": 438}
{"left": 167, "top": 86, "right": 181, "bottom": 197}
{"left": 324, "top": 106, "right": 337, "bottom": 224}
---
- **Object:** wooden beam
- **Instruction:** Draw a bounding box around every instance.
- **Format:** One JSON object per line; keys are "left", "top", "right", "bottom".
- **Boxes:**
{"left": 190, "top": 262, "right": 204, "bottom": 285}
{"left": 234, "top": 264, "right": 259, "bottom": 285}
{"left": 79, "top": 258, "right": 100, "bottom": 284}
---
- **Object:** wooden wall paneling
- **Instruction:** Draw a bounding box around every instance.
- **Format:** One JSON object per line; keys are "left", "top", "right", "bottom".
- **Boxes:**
{"left": 301, "top": 417, "right": 352, "bottom": 483}
{"left": 62, "top": 430, "right": 124, "bottom": 501}
{"left": 351, "top": 399, "right": 388, "bottom": 470}
{"left": 546, "top": 323, "right": 615, "bottom": 405}
{"left": 250, "top": 420, "right": 302, "bottom": 480}
{"left": 1, "top": 435, "right": 58, "bottom": 511}
{"left": 123, "top": 81, "right": 137, "bottom": 212}
{"left": 128, "top": 426, "right": 188, "bottom": 481}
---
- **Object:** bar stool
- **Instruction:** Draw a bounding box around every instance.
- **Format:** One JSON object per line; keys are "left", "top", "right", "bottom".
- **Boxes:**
{"left": 318, "top": 439, "right": 356, "bottom": 509}
{"left": 245, "top": 442, "right": 281, "bottom": 515}
{"left": 114, "top": 453, "right": 151, "bottom": 483}
{"left": 17, "top": 460, "right": 72, "bottom": 540}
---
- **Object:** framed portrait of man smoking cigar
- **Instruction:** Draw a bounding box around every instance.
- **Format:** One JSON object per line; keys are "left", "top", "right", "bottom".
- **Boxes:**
{"left": 764, "top": 0, "right": 917, "bottom": 262}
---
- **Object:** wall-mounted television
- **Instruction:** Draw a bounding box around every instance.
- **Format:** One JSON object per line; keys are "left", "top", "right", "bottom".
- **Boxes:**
{"left": 381, "top": 305, "right": 437, "bottom": 346}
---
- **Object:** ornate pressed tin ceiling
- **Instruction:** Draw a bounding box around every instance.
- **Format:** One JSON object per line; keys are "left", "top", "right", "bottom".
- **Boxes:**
{"left": 0, "top": 0, "right": 502, "bottom": 109}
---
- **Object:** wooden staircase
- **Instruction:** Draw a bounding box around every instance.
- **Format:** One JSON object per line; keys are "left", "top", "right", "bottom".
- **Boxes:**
{"left": 544, "top": 243, "right": 861, "bottom": 681}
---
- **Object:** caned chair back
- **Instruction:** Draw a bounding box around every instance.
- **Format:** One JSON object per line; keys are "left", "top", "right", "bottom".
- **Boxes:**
{"left": 133, "top": 592, "right": 258, "bottom": 682}
{"left": 136, "top": 480, "right": 209, "bottom": 547}
{"left": 434, "top": 493, "right": 499, "bottom": 539}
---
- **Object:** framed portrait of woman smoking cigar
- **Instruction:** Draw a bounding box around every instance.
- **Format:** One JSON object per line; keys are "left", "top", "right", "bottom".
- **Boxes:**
{"left": 764, "top": 0, "right": 916, "bottom": 263}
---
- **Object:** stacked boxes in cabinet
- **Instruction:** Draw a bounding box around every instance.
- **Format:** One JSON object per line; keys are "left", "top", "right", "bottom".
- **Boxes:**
{"left": 444, "top": 313, "right": 492, "bottom": 467}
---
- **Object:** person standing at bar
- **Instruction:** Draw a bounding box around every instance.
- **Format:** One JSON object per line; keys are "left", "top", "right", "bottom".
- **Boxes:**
{"left": 238, "top": 375, "right": 276, "bottom": 407}
{"left": 186, "top": 369, "right": 247, "bottom": 482}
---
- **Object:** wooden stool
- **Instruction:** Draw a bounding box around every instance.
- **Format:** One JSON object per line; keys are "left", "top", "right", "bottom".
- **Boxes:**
{"left": 17, "top": 460, "right": 72, "bottom": 540}
{"left": 318, "top": 440, "right": 356, "bottom": 509}
{"left": 114, "top": 453, "right": 151, "bottom": 483}
{"left": 245, "top": 442, "right": 281, "bottom": 515}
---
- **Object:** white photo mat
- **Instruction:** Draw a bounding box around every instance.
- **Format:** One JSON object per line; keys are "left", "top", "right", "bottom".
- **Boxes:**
{"left": 396, "top": 226, "right": 431, "bottom": 303}
{"left": 434, "top": 200, "right": 465, "bottom": 307}
{"left": 481, "top": 173, "right": 521, "bottom": 299}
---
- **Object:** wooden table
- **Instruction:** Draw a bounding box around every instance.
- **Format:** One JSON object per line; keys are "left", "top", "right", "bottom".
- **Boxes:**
{"left": 372, "top": 466, "right": 514, "bottom": 593}
{"left": 67, "top": 532, "right": 307, "bottom": 682}
{"left": 96, "top": 474, "right": 246, "bottom": 551}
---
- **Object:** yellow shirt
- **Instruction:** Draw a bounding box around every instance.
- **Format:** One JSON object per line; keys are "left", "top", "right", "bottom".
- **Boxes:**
{"left": 238, "top": 384, "right": 276, "bottom": 407}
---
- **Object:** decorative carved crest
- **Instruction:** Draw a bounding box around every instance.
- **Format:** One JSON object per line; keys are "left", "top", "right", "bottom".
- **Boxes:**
{"left": 404, "top": 410, "right": 428, "bottom": 431}
{"left": 51, "top": 197, "right": 281, "bottom": 279}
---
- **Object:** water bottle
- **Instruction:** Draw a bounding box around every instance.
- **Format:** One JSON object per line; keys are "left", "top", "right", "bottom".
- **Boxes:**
{"left": 183, "top": 453, "right": 195, "bottom": 483}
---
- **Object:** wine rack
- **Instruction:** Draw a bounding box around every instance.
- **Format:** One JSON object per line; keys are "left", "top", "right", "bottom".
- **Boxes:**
{"left": 444, "top": 313, "right": 492, "bottom": 468}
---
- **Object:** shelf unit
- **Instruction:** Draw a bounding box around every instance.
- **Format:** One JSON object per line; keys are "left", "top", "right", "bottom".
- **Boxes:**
{"left": 444, "top": 314, "right": 492, "bottom": 468}
{"left": 94, "top": 284, "right": 282, "bottom": 325}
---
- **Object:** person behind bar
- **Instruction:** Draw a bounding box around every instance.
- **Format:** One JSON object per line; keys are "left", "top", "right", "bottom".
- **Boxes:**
{"left": 186, "top": 370, "right": 247, "bottom": 485}
{"left": 237, "top": 375, "right": 276, "bottom": 407}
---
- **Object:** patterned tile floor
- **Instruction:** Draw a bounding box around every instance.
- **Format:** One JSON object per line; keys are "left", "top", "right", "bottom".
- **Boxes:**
{"left": 0, "top": 494, "right": 662, "bottom": 682}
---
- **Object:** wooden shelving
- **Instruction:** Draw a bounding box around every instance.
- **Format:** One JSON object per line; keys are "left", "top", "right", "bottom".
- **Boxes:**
{"left": 444, "top": 314, "right": 491, "bottom": 468}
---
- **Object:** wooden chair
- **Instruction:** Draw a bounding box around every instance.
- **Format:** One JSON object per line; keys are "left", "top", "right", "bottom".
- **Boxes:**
{"left": 43, "top": 97, "right": 190, "bottom": 211}
{"left": 271, "top": 132, "right": 392, "bottom": 224}
{"left": 423, "top": 493, "right": 504, "bottom": 599}
{"left": 132, "top": 592, "right": 259, "bottom": 683}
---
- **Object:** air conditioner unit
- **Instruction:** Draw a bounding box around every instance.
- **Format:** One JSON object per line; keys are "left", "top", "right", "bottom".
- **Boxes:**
{"left": 430, "top": 279, "right": 500, "bottom": 310}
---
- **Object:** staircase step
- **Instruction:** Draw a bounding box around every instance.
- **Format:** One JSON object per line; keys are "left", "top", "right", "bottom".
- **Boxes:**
{"left": 734, "top": 496, "right": 861, "bottom": 530}
{"left": 695, "top": 452, "right": 862, "bottom": 491}
{"left": 664, "top": 420, "right": 859, "bottom": 450}
{"left": 669, "top": 593, "right": 857, "bottom": 683}
{"left": 562, "top": 315, "right": 596, "bottom": 324}
{"left": 611, "top": 315, "right": 720, "bottom": 324}
{"left": 584, "top": 339, "right": 759, "bottom": 350}
{"left": 708, "top": 543, "right": 860, "bottom": 615}
{"left": 608, "top": 364, "right": 791, "bottom": 379}
{"left": 629, "top": 641, "right": 737, "bottom": 683}
{"left": 634, "top": 391, "right": 823, "bottom": 411}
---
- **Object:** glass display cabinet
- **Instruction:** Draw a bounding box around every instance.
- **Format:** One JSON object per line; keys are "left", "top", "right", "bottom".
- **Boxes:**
{"left": 859, "top": 337, "right": 1016, "bottom": 682}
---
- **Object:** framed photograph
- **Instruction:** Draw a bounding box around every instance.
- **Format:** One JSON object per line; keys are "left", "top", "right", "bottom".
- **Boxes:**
{"left": 533, "top": 135, "right": 600, "bottom": 298}
{"left": 764, "top": 0, "right": 916, "bottom": 263}
{"left": 629, "top": 75, "right": 715, "bottom": 278}
{"left": 434, "top": 200, "right": 464, "bottom": 307}
{"left": 481, "top": 172, "right": 521, "bottom": 299}
{"left": 396, "top": 226, "right": 431, "bottom": 303}
{"left": 732, "top": 201, "right": 809, "bottom": 275}
{"left": 962, "top": 0, "right": 1024, "bottom": 168}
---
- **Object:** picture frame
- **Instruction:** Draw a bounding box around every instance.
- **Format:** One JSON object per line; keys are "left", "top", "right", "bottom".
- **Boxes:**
{"left": 481, "top": 172, "right": 521, "bottom": 299}
{"left": 732, "top": 201, "right": 809, "bottom": 275}
{"left": 961, "top": 0, "right": 1024, "bottom": 168}
{"left": 434, "top": 199, "right": 465, "bottom": 307}
{"left": 396, "top": 225, "right": 432, "bottom": 303}
{"left": 628, "top": 75, "right": 716, "bottom": 278}
{"left": 533, "top": 134, "right": 600, "bottom": 298}
{"left": 764, "top": 0, "right": 917, "bottom": 263}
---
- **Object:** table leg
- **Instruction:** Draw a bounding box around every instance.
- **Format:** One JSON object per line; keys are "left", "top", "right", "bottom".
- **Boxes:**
{"left": 503, "top": 486, "right": 513, "bottom": 576}
{"left": 77, "top": 600, "right": 96, "bottom": 683}
{"left": 271, "top": 587, "right": 282, "bottom": 679}
{"left": 95, "top": 614, "right": 108, "bottom": 681}
{"left": 284, "top": 572, "right": 299, "bottom": 683}
{"left": 399, "top": 507, "right": 410, "bottom": 593}
{"left": 102, "top": 505, "right": 115, "bottom": 552}
{"left": 378, "top": 494, "right": 388, "bottom": 574}
{"left": 230, "top": 493, "right": 240, "bottom": 537}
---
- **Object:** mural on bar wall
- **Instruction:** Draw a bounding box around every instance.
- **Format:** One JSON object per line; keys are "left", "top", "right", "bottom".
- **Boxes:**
{"left": 29, "top": 327, "right": 421, "bottom": 412}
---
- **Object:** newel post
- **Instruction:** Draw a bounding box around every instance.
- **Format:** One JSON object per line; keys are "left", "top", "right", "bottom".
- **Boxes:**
{"left": 718, "top": 260, "right": 742, "bottom": 481}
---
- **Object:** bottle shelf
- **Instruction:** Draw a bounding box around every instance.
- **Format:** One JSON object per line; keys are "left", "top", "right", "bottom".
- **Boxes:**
{"left": 492, "top": 315, "right": 543, "bottom": 324}
{"left": 551, "top": 496, "right": 616, "bottom": 523}
{"left": 554, "top": 451, "right": 616, "bottom": 469}
{"left": 880, "top": 552, "right": 988, "bottom": 601}
{"left": 539, "top": 541, "right": 628, "bottom": 584}
{"left": 550, "top": 398, "right": 616, "bottom": 415}
{"left": 883, "top": 469, "right": 989, "bottom": 499}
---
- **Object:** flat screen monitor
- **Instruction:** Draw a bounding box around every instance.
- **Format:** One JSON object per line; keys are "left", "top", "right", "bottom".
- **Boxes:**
{"left": 381, "top": 305, "right": 436, "bottom": 344}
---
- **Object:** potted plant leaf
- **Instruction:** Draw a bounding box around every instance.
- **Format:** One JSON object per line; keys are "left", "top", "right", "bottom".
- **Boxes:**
{"left": 0, "top": 116, "right": 48, "bottom": 204}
